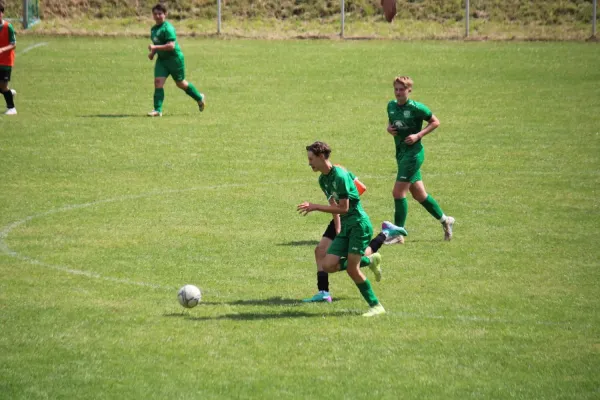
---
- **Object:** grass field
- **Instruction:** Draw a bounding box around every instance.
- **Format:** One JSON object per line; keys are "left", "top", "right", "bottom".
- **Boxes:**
{"left": 0, "top": 37, "right": 599, "bottom": 399}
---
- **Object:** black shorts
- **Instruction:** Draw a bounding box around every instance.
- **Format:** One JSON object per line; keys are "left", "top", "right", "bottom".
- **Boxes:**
{"left": 322, "top": 219, "right": 337, "bottom": 240}
{"left": 0, "top": 68, "right": 11, "bottom": 82}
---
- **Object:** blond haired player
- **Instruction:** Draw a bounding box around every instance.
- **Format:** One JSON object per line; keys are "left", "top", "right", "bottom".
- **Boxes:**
{"left": 382, "top": 76, "right": 455, "bottom": 244}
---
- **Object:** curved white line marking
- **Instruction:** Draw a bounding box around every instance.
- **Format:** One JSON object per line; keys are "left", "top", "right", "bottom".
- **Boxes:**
{"left": 19, "top": 42, "right": 48, "bottom": 55}
{"left": 0, "top": 182, "right": 304, "bottom": 290}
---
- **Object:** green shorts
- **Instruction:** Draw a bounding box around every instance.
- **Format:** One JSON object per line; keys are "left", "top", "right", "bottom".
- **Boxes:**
{"left": 396, "top": 148, "right": 424, "bottom": 183}
{"left": 327, "top": 217, "right": 373, "bottom": 257}
{"left": 154, "top": 56, "right": 185, "bottom": 82}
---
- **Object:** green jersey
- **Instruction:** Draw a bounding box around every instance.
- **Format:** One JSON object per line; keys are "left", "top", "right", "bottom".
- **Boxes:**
{"left": 318, "top": 166, "right": 367, "bottom": 223}
{"left": 387, "top": 99, "right": 433, "bottom": 156}
{"left": 150, "top": 21, "right": 183, "bottom": 60}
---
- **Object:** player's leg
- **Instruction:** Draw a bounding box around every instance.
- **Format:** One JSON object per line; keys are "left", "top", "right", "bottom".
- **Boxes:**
{"left": 150, "top": 60, "right": 168, "bottom": 116}
{"left": 364, "top": 231, "right": 387, "bottom": 256}
{"left": 303, "top": 221, "right": 335, "bottom": 303}
{"left": 0, "top": 68, "right": 16, "bottom": 115}
{"left": 171, "top": 55, "right": 205, "bottom": 112}
{"left": 411, "top": 180, "right": 455, "bottom": 241}
{"left": 382, "top": 179, "right": 410, "bottom": 244}
{"left": 345, "top": 221, "right": 385, "bottom": 316}
{"left": 383, "top": 152, "right": 422, "bottom": 244}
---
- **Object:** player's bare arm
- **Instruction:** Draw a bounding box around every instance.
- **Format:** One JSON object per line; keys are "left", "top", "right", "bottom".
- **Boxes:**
{"left": 405, "top": 114, "right": 440, "bottom": 145}
{"left": 0, "top": 43, "right": 15, "bottom": 55}
{"left": 297, "top": 198, "right": 350, "bottom": 216}
{"left": 149, "top": 41, "right": 175, "bottom": 52}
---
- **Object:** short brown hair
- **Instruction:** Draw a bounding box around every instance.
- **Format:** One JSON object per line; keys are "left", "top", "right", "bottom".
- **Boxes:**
{"left": 394, "top": 76, "right": 413, "bottom": 89}
{"left": 306, "top": 141, "right": 332, "bottom": 159}
{"left": 152, "top": 3, "right": 167, "bottom": 14}
{"left": 0, "top": 3, "right": 5, "bottom": 13}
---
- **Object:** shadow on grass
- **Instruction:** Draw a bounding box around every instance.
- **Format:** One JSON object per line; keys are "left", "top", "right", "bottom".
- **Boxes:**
{"left": 277, "top": 240, "right": 320, "bottom": 246}
{"left": 201, "top": 296, "right": 348, "bottom": 306}
{"left": 187, "top": 310, "right": 357, "bottom": 321}
{"left": 79, "top": 114, "right": 146, "bottom": 118}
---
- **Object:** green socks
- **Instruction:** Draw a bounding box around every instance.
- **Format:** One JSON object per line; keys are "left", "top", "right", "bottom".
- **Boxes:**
{"left": 420, "top": 195, "right": 444, "bottom": 220}
{"left": 356, "top": 279, "right": 379, "bottom": 307}
{"left": 184, "top": 83, "right": 204, "bottom": 102}
{"left": 339, "top": 256, "right": 371, "bottom": 271}
{"left": 155, "top": 84, "right": 203, "bottom": 112}
{"left": 394, "top": 197, "right": 408, "bottom": 227}
{"left": 153, "top": 88, "right": 164, "bottom": 112}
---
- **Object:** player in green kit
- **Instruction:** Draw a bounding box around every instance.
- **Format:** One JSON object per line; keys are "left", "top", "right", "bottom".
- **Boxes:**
{"left": 147, "top": 3, "right": 205, "bottom": 117}
{"left": 297, "top": 141, "right": 385, "bottom": 317}
{"left": 303, "top": 165, "right": 389, "bottom": 303}
{"left": 381, "top": 76, "right": 455, "bottom": 244}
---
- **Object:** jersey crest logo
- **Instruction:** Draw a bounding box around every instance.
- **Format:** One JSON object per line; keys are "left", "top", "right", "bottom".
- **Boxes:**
{"left": 403, "top": 110, "right": 411, "bottom": 118}
{"left": 394, "top": 120, "right": 405, "bottom": 128}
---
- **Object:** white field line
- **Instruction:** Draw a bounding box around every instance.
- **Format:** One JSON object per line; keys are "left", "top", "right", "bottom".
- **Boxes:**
{"left": 18, "top": 42, "right": 48, "bottom": 55}
{"left": 0, "top": 183, "right": 264, "bottom": 290}
{"left": 3, "top": 181, "right": 588, "bottom": 328}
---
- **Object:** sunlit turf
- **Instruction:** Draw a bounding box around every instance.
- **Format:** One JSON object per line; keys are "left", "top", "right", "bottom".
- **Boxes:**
{"left": 0, "top": 37, "right": 598, "bottom": 399}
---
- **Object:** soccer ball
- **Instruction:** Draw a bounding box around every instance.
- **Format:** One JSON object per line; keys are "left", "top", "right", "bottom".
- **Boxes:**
{"left": 381, "top": 0, "right": 397, "bottom": 23}
{"left": 177, "top": 284, "right": 202, "bottom": 308}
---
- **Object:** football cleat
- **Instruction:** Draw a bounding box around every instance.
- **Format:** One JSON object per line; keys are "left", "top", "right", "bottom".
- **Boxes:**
{"left": 302, "top": 291, "right": 332, "bottom": 303}
{"left": 442, "top": 216, "right": 455, "bottom": 241}
{"left": 362, "top": 303, "right": 386, "bottom": 317}
{"left": 368, "top": 253, "right": 382, "bottom": 282}
{"left": 147, "top": 110, "right": 162, "bottom": 117}
{"left": 198, "top": 94, "right": 205, "bottom": 112}
{"left": 382, "top": 221, "right": 407, "bottom": 244}
{"left": 4, "top": 108, "right": 17, "bottom": 115}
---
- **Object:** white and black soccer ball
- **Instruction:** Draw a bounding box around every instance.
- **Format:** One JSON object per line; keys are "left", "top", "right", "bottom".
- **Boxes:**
{"left": 177, "top": 284, "right": 202, "bottom": 308}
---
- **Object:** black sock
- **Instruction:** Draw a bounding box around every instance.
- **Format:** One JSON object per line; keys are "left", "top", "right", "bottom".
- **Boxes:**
{"left": 368, "top": 232, "right": 387, "bottom": 253}
{"left": 2, "top": 89, "right": 14, "bottom": 109}
{"left": 317, "top": 271, "right": 329, "bottom": 292}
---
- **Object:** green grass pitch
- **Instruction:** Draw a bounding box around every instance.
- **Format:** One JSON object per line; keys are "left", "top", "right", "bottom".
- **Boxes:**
{"left": 0, "top": 37, "right": 598, "bottom": 399}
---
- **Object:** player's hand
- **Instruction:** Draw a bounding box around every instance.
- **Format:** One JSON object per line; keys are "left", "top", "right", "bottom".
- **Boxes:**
{"left": 148, "top": 52, "right": 155, "bottom": 60}
{"left": 297, "top": 202, "right": 316, "bottom": 216}
{"left": 404, "top": 134, "right": 420, "bottom": 145}
{"left": 387, "top": 124, "right": 397, "bottom": 136}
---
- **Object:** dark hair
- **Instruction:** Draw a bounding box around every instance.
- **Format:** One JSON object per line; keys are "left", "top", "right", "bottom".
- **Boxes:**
{"left": 152, "top": 3, "right": 167, "bottom": 14}
{"left": 0, "top": 3, "right": 5, "bottom": 13}
{"left": 306, "top": 141, "right": 332, "bottom": 159}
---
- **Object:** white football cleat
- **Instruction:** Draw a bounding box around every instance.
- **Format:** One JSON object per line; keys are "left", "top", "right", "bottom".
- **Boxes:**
{"left": 442, "top": 216, "right": 455, "bottom": 241}
{"left": 147, "top": 110, "right": 162, "bottom": 117}
{"left": 4, "top": 108, "right": 17, "bottom": 115}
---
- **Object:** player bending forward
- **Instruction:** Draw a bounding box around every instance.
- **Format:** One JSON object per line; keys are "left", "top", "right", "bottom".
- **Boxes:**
{"left": 298, "top": 141, "right": 386, "bottom": 317}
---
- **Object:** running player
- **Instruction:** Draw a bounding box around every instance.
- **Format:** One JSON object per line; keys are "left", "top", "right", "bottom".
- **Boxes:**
{"left": 382, "top": 76, "right": 455, "bottom": 244}
{"left": 303, "top": 166, "right": 388, "bottom": 303}
{"left": 297, "top": 141, "right": 386, "bottom": 317}
{"left": 0, "top": 3, "right": 17, "bottom": 115}
{"left": 147, "top": 3, "right": 205, "bottom": 117}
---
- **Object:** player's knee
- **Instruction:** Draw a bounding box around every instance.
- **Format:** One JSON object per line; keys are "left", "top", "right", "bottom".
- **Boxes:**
{"left": 175, "top": 80, "right": 188, "bottom": 89}
{"left": 320, "top": 261, "right": 337, "bottom": 273}
{"left": 345, "top": 265, "right": 361, "bottom": 280}
{"left": 154, "top": 79, "right": 165, "bottom": 88}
